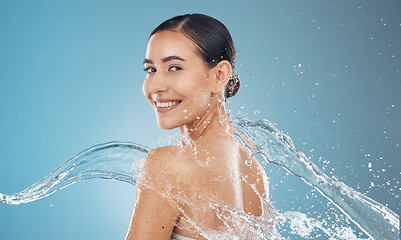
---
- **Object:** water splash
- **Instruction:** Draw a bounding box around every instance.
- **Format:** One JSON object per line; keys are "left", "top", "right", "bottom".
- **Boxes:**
{"left": 0, "top": 117, "right": 399, "bottom": 239}
{"left": 232, "top": 117, "right": 399, "bottom": 239}
{"left": 0, "top": 142, "right": 149, "bottom": 205}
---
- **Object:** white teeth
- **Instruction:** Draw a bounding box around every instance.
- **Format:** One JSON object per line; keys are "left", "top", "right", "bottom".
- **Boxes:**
{"left": 156, "top": 101, "right": 180, "bottom": 108}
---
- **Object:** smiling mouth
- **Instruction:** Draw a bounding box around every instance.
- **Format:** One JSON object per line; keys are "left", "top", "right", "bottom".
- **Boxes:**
{"left": 155, "top": 100, "right": 181, "bottom": 108}
{"left": 154, "top": 100, "right": 182, "bottom": 112}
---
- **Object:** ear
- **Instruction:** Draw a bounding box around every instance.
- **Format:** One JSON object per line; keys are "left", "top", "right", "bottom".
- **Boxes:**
{"left": 210, "top": 60, "right": 232, "bottom": 94}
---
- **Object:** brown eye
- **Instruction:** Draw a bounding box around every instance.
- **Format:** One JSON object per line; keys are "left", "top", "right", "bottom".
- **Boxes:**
{"left": 169, "top": 66, "right": 182, "bottom": 72}
{"left": 144, "top": 67, "right": 156, "bottom": 73}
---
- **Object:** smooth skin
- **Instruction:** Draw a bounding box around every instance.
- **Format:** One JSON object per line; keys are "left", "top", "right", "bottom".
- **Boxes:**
{"left": 126, "top": 30, "right": 271, "bottom": 239}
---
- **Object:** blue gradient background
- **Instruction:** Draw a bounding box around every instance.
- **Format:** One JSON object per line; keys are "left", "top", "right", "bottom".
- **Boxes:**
{"left": 0, "top": 1, "right": 400, "bottom": 239}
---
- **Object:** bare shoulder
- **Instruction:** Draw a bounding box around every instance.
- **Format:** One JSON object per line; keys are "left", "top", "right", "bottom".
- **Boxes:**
{"left": 143, "top": 145, "right": 180, "bottom": 169}
{"left": 140, "top": 145, "right": 179, "bottom": 181}
{"left": 139, "top": 145, "right": 196, "bottom": 191}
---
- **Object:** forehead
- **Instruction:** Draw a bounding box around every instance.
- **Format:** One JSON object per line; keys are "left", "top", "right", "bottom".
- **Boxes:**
{"left": 145, "top": 30, "right": 198, "bottom": 60}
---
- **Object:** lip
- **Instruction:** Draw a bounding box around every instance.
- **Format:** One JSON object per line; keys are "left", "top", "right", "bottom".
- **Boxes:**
{"left": 154, "top": 99, "right": 182, "bottom": 113}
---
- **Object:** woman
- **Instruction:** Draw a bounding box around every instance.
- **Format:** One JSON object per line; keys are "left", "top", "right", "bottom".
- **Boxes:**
{"left": 126, "top": 14, "right": 272, "bottom": 240}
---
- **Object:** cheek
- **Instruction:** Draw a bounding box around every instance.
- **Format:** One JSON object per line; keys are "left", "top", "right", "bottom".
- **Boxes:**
{"left": 142, "top": 78, "right": 150, "bottom": 98}
{"left": 177, "top": 74, "right": 209, "bottom": 94}
{"left": 142, "top": 78, "right": 154, "bottom": 107}
{"left": 185, "top": 85, "right": 212, "bottom": 111}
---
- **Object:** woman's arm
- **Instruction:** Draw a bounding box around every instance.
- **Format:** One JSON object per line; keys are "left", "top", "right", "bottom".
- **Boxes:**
{"left": 125, "top": 187, "right": 180, "bottom": 239}
{"left": 125, "top": 147, "right": 181, "bottom": 240}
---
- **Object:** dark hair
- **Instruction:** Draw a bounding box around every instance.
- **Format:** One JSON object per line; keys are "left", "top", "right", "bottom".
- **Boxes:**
{"left": 150, "top": 14, "right": 240, "bottom": 99}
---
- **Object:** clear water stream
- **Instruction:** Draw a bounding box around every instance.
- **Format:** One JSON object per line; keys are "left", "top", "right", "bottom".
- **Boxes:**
{"left": 1, "top": 117, "right": 399, "bottom": 239}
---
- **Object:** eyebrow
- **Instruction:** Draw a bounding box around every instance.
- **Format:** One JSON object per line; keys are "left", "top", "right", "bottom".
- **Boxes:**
{"left": 143, "top": 55, "right": 186, "bottom": 64}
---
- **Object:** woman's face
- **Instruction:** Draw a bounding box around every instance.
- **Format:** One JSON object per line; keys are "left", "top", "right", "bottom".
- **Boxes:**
{"left": 143, "top": 30, "right": 214, "bottom": 130}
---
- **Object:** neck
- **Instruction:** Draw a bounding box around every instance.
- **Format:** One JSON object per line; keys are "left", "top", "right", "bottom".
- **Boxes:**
{"left": 179, "top": 99, "right": 231, "bottom": 146}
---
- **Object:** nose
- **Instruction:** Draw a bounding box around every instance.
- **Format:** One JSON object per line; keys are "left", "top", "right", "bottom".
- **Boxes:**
{"left": 149, "top": 72, "right": 168, "bottom": 94}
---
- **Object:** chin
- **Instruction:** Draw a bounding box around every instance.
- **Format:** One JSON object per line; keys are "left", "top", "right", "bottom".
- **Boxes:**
{"left": 158, "top": 125, "right": 176, "bottom": 130}
{"left": 156, "top": 120, "right": 178, "bottom": 130}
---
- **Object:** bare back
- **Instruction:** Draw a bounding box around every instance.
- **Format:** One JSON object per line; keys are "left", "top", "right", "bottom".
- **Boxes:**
{"left": 155, "top": 131, "right": 271, "bottom": 238}
{"left": 127, "top": 120, "right": 272, "bottom": 240}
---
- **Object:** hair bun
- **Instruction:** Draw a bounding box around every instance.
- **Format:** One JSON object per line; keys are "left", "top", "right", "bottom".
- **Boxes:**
{"left": 225, "top": 74, "right": 240, "bottom": 98}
